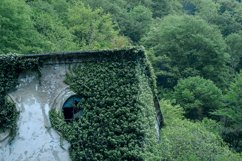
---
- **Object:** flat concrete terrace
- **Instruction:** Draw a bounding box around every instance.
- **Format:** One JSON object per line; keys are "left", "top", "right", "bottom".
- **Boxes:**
{"left": 0, "top": 48, "right": 163, "bottom": 161}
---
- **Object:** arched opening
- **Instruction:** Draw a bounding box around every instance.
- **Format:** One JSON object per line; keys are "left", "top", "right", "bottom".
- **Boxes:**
{"left": 62, "top": 95, "right": 83, "bottom": 122}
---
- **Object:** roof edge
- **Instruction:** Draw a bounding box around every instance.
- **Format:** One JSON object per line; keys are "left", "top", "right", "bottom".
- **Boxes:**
{"left": 19, "top": 46, "right": 145, "bottom": 60}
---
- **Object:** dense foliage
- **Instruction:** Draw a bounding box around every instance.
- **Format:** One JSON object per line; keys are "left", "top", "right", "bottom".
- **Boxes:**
{"left": 1, "top": 0, "right": 242, "bottom": 159}
{"left": 0, "top": 0, "right": 46, "bottom": 54}
{"left": 226, "top": 31, "right": 242, "bottom": 71}
{"left": 50, "top": 49, "right": 158, "bottom": 160}
{"left": 155, "top": 100, "right": 242, "bottom": 161}
{"left": 214, "top": 71, "right": 242, "bottom": 152}
{"left": 173, "top": 76, "right": 223, "bottom": 120}
{"left": 0, "top": 55, "right": 39, "bottom": 138}
{"left": 143, "top": 15, "right": 230, "bottom": 88}
{"left": 0, "top": 0, "right": 129, "bottom": 54}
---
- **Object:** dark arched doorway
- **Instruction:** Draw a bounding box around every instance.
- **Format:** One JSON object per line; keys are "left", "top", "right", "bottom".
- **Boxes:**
{"left": 62, "top": 95, "right": 83, "bottom": 122}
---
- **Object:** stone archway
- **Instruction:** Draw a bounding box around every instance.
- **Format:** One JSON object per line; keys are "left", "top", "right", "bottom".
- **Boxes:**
{"left": 51, "top": 87, "right": 83, "bottom": 122}
{"left": 50, "top": 87, "right": 76, "bottom": 112}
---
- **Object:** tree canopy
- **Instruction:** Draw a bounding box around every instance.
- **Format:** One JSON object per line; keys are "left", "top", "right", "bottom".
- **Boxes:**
{"left": 214, "top": 71, "right": 242, "bottom": 152}
{"left": 173, "top": 76, "right": 223, "bottom": 120}
{"left": 1, "top": 0, "right": 242, "bottom": 159}
{"left": 143, "top": 15, "right": 230, "bottom": 88}
{"left": 0, "top": 0, "right": 129, "bottom": 54}
{"left": 0, "top": 0, "right": 46, "bottom": 54}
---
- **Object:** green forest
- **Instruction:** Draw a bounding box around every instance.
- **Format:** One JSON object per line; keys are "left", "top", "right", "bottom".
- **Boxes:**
{"left": 1, "top": 0, "right": 242, "bottom": 160}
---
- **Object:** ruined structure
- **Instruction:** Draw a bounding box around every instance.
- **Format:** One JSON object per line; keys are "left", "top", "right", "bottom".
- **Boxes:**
{"left": 0, "top": 48, "right": 163, "bottom": 161}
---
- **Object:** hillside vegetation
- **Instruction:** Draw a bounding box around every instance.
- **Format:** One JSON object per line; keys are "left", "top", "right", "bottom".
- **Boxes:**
{"left": 1, "top": 0, "right": 242, "bottom": 160}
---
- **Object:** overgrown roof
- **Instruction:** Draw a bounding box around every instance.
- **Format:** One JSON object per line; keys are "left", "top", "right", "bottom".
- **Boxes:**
{"left": 20, "top": 47, "right": 146, "bottom": 64}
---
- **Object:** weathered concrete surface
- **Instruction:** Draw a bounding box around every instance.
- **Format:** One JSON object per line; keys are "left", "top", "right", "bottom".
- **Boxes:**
{"left": 0, "top": 64, "right": 72, "bottom": 161}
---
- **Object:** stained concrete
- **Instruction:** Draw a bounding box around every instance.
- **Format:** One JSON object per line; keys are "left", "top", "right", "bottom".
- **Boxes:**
{"left": 0, "top": 64, "right": 72, "bottom": 161}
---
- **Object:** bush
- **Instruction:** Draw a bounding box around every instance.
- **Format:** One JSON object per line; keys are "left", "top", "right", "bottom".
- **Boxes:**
{"left": 151, "top": 100, "right": 242, "bottom": 161}
{"left": 214, "top": 71, "right": 242, "bottom": 152}
{"left": 173, "top": 76, "right": 223, "bottom": 120}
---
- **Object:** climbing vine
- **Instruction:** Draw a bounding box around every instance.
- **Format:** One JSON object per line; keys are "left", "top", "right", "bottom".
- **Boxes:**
{"left": 50, "top": 48, "right": 159, "bottom": 160}
{"left": 0, "top": 54, "right": 39, "bottom": 139}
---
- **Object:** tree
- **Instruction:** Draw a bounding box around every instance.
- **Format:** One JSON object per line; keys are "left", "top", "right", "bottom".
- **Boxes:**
{"left": 151, "top": 0, "right": 182, "bottom": 18}
{"left": 181, "top": 0, "right": 219, "bottom": 20}
{"left": 226, "top": 31, "right": 242, "bottom": 71}
{"left": 124, "top": 0, "right": 153, "bottom": 10}
{"left": 147, "top": 100, "right": 242, "bottom": 161}
{"left": 81, "top": 0, "right": 154, "bottom": 43}
{"left": 180, "top": 0, "right": 242, "bottom": 36}
{"left": 143, "top": 15, "right": 230, "bottom": 89}
{"left": 214, "top": 71, "right": 242, "bottom": 152}
{"left": 27, "top": 0, "right": 78, "bottom": 52}
{"left": 122, "top": 5, "right": 153, "bottom": 42}
{"left": 66, "top": 2, "right": 129, "bottom": 49}
{"left": 0, "top": 0, "right": 47, "bottom": 54}
{"left": 210, "top": 0, "right": 242, "bottom": 36}
{"left": 173, "top": 76, "right": 223, "bottom": 120}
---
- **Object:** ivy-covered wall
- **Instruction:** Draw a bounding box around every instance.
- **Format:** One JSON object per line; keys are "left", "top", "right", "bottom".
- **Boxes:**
{"left": 0, "top": 55, "right": 39, "bottom": 139}
{"left": 0, "top": 48, "right": 161, "bottom": 160}
{"left": 50, "top": 48, "right": 160, "bottom": 160}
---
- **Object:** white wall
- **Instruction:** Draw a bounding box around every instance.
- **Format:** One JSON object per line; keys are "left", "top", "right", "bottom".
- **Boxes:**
{"left": 0, "top": 64, "right": 73, "bottom": 161}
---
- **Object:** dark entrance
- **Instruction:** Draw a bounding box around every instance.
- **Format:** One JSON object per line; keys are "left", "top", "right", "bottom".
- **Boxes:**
{"left": 62, "top": 95, "right": 83, "bottom": 122}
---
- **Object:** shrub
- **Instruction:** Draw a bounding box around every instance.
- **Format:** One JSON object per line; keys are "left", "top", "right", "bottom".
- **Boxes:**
{"left": 153, "top": 100, "right": 242, "bottom": 161}
{"left": 173, "top": 76, "right": 223, "bottom": 120}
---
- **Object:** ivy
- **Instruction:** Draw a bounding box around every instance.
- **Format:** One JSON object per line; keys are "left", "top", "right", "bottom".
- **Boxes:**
{"left": 0, "top": 54, "right": 39, "bottom": 139}
{"left": 50, "top": 48, "right": 158, "bottom": 160}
